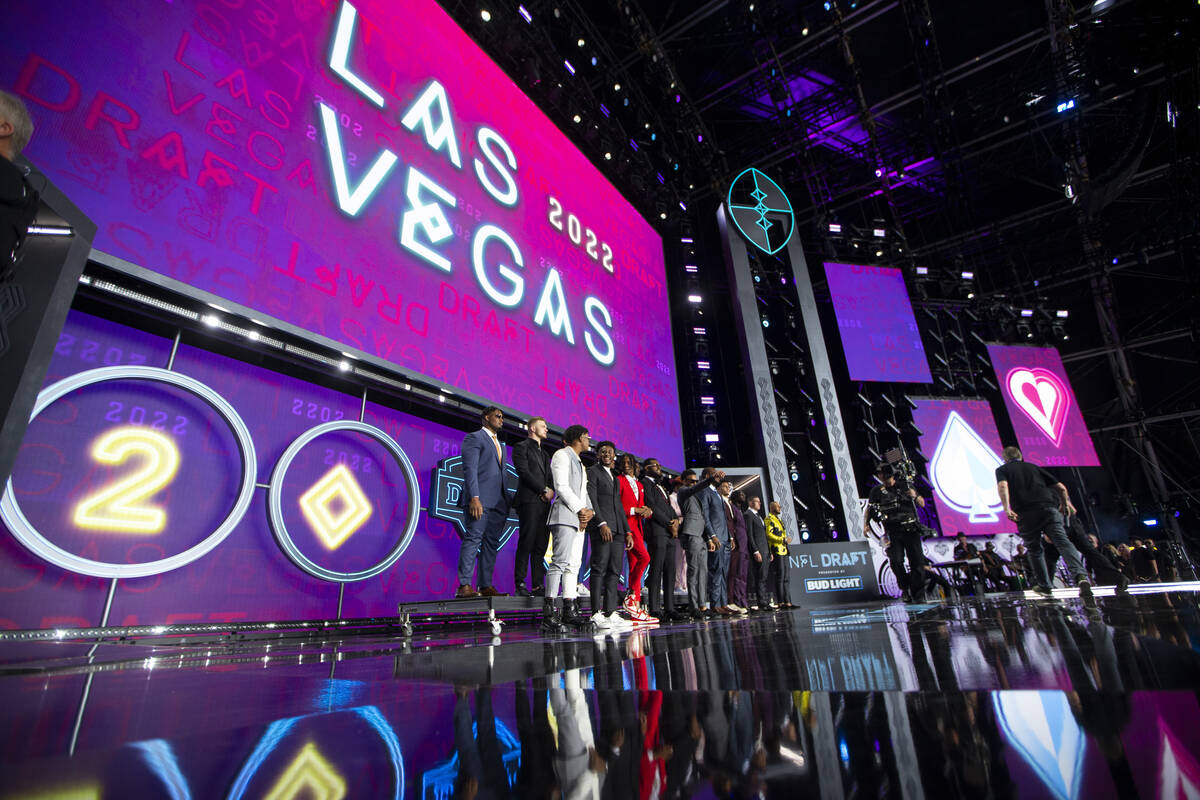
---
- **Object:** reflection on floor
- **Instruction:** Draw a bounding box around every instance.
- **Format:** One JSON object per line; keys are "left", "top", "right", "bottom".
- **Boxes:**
{"left": 2, "top": 586, "right": 1199, "bottom": 798}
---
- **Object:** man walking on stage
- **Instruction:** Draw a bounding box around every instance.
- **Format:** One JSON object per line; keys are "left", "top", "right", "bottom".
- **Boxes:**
{"left": 545, "top": 425, "right": 594, "bottom": 629}
{"left": 458, "top": 406, "right": 513, "bottom": 598}
{"left": 995, "top": 446, "right": 1091, "bottom": 598}
{"left": 512, "top": 416, "right": 554, "bottom": 596}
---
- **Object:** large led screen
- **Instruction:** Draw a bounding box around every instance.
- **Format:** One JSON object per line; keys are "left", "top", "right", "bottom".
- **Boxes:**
{"left": 2, "top": 0, "right": 682, "bottom": 465}
{"left": 824, "top": 262, "right": 932, "bottom": 384}
{"left": 910, "top": 397, "right": 1010, "bottom": 537}
{"left": 0, "top": 309, "right": 534, "bottom": 630}
{"left": 987, "top": 344, "right": 1099, "bottom": 467}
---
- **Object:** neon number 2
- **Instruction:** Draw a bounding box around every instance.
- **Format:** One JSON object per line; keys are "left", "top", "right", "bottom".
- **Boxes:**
{"left": 73, "top": 427, "right": 181, "bottom": 534}
{"left": 548, "top": 196, "right": 563, "bottom": 230}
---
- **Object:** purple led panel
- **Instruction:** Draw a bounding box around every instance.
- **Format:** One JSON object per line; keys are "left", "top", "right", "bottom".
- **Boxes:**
{"left": 987, "top": 344, "right": 1100, "bottom": 467}
{"left": 0, "top": 310, "right": 525, "bottom": 629}
{"left": 2, "top": 0, "right": 682, "bottom": 466}
{"left": 910, "top": 397, "right": 1009, "bottom": 537}
{"left": 824, "top": 262, "right": 932, "bottom": 384}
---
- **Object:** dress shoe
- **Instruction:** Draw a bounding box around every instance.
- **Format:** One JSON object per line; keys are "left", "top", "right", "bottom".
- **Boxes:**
{"left": 531, "top": 587, "right": 546, "bottom": 597}
{"left": 716, "top": 606, "right": 733, "bottom": 616}
{"left": 514, "top": 582, "right": 531, "bottom": 597}
{"left": 479, "top": 586, "right": 509, "bottom": 597}
{"left": 455, "top": 585, "right": 479, "bottom": 599}
{"left": 668, "top": 611, "right": 691, "bottom": 622}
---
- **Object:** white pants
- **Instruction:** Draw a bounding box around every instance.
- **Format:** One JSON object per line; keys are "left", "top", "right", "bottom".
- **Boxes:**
{"left": 546, "top": 524, "right": 586, "bottom": 599}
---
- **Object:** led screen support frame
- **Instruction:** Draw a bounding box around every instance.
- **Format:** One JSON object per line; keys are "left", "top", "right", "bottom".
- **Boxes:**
{"left": 716, "top": 203, "right": 865, "bottom": 542}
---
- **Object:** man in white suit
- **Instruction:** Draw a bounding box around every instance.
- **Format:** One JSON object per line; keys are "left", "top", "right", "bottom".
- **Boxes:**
{"left": 544, "top": 424, "right": 594, "bottom": 630}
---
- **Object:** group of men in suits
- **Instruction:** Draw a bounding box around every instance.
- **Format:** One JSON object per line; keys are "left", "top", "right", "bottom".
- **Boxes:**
{"left": 455, "top": 408, "right": 795, "bottom": 631}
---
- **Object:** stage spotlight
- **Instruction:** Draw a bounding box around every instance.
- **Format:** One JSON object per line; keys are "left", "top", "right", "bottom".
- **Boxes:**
{"left": 480, "top": 9, "right": 491, "bottom": 21}
{"left": 1141, "top": 517, "right": 1158, "bottom": 527}
{"left": 577, "top": 38, "right": 585, "bottom": 47}
{"left": 687, "top": 294, "right": 702, "bottom": 303}
{"left": 572, "top": 113, "right": 581, "bottom": 123}
{"left": 604, "top": 152, "right": 612, "bottom": 160}
{"left": 1019, "top": 308, "right": 1034, "bottom": 317}
{"left": 705, "top": 433, "right": 720, "bottom": 443}
{"left": 564, "top": 60, "right": 575, "bottom": 75}
{"left": 828, "top": 222, "right": 842, "bottom": 233}
{"left": 518, "top": 4, "right": 532, "bottom": 22}
{"left": 915, "top": 266, "right": 929, "bottom": 276}
{"left": 1056, "top": 309, "right": 1069, "bottom": 318}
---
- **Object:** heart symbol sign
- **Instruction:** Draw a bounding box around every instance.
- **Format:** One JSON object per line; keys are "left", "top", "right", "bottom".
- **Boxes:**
{"left": 1006, "top": 367, "right": 1070, "bottom": 446}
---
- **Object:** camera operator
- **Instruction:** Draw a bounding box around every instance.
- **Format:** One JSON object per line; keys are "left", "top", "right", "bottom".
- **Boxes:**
{"left": 864, "top": 463, "right": 928, "bottom": 602}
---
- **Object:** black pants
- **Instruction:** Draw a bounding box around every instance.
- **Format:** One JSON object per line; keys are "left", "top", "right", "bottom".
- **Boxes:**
{"left": 646, "top": 533, "right": 678, "bottom": 615}
{"left": 770, "top": 551, "right": 791, "bottom": 604}
{"left": 514, "top": 500, "right": 551, "bottom": 589}
{"left": 886, "top": 527, "right": 927, "bottom": 599}
{"left": 748, "top": 554, "right": 770, "bottom": 606}
{"left": 1065, "top": 525, "right": 1125, "bottom": 585}
{"left": 590, "top": 532, "right": 625, "bottom": 614}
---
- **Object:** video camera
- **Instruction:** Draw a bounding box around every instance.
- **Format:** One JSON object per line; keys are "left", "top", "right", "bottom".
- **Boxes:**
{"left": 869, "top": 447, "right": 929, "bottom": 536}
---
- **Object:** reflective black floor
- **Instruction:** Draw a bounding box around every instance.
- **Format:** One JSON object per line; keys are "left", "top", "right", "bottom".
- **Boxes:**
{"left": 3, "top": 586, "right": 1200, "bottom": 798}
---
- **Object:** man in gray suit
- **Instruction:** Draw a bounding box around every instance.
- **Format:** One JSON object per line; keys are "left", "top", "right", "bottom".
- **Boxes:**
{"left": 545, "top": 424, "right": 594, "bottom": 629}
{"left": 677, "top": 468, "right": 723, "bottom": 619}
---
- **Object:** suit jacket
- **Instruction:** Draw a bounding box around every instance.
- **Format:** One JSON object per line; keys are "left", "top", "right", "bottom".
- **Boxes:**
{"left": 548, "top": 446, "right": 589, "bottom": 529}
{"left": 641, "top": 476, "right": 679, "bottom": 540}
{"left": 726, "top": 501, "right": 747, "bottom": 550}
{"left": 461, "top": 428, "right": 510, "bottom": 511}
{"left": 616, "top": 473, "right": 645, "bottom": 538}
{"left": 698, "top": 486, "right": 730, "bottom": 544}
{"left": 512, "top": 438, "right": 552, "bottom": 507}
{"left": 587, "top": 463, "right": 628, "bottom": 537}
{"left": 677, "top": 478, "right": 713, "bottom": 538}
{"left": 745, "top": 509, "right": 769, "bottom": 558}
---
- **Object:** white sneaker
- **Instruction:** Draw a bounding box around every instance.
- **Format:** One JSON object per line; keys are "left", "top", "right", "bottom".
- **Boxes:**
{"left": 727, "top": 603, "right": 746, "bottom": 614}
{"left": 607, "top": 612, "right": 633, "bottom": 630}
{"left": 590, "top": 611, "right": 612, "bottom": 630}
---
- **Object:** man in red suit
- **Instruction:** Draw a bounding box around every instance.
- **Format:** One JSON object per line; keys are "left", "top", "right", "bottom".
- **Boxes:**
{"left": 617, "top": 453, "right": 654, "bottom": 622}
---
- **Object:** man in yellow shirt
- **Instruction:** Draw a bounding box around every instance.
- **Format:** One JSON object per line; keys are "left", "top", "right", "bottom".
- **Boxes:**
{"left": 764, "top": 502, "right": 794, "bottom": 608}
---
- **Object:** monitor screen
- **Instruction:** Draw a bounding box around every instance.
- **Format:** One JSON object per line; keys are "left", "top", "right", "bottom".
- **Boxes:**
{"left": 3, "top": 0, "right": 682, "bottom": 465}
{"left": 910, "top": 396, "right": 1010, "bottom": 536}
{"left": 987, "top": 344, "right": 1099, "bottom": 467}
{"left": 824, "top": 262, "right": 932, "bottom": 384}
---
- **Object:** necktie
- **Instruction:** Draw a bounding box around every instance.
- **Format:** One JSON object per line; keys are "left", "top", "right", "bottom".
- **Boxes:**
{"left": 492, "top": 434, "right": 502, "bottom": 464}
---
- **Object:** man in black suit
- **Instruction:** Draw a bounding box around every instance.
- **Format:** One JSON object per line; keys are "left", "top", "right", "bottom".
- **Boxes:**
{"left": 586, "top": 441, "right": 630, "bottom": 628}
{"left": 512, "top": 416, "right": 554, "bottom": 596}
{"left": 744, "top": 496, "right": 771, "bottom": 610}
{"left": 641, "top": 457, "right": 686, "bottom": 621}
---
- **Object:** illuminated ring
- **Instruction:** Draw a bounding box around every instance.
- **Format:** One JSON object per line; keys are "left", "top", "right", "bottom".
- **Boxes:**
{"left": 227, "top": 706, "right": 404, "bottom": 800}
{"left": 267, "top": 421, "right": 420, "bottom": 582}
{"left": 0, "top": 366, "right": 257, "bottom": 578}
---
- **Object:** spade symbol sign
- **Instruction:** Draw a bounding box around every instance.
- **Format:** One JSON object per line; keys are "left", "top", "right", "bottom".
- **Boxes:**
{"left": 929, "top": 411, "right": 1004, "bottom": 522}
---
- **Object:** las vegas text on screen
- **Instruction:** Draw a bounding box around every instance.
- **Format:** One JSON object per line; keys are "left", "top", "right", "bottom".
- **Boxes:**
{"left": 320, "top": 0, "right": 617, "bottom": 368}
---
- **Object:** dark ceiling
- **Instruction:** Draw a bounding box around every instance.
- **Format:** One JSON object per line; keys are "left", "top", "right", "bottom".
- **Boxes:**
{"left": 446, "top": 0, "right": 1199, "bottom": 528}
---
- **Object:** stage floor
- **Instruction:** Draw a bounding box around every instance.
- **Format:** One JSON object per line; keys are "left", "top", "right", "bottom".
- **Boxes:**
{"left": 3, "top": 585, "right": 1199, "bottom": 797}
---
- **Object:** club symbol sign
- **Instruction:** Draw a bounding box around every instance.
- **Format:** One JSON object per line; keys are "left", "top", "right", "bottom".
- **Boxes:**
{"left": 1006, "top": 367, "right": 1070, "bottom": 446}
{"left": 726, "top": 168, "right": 795, "bottom": 255}
{"left": 929, "top": 411, "right": 1004, "bottom": 522}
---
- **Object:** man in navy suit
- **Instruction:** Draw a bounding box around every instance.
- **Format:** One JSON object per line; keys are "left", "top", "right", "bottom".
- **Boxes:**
{"left": 697, "top": 467, "right": 733, "bottom": 614}
{"left": 458, "top": 406, "right": 513, "bottom": 598}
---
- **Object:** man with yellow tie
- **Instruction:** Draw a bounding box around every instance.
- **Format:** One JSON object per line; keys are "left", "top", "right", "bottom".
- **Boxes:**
{"left": 458, "top": 406, "right": 514, "bottom": 598}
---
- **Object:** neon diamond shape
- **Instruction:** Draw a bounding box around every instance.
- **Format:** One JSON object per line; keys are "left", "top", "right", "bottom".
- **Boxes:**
{"left": 298, "top": 464, "right": 373, "bottom": 550}
{"left": 265, "top": 742, "right": 346, "bottom": 800}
